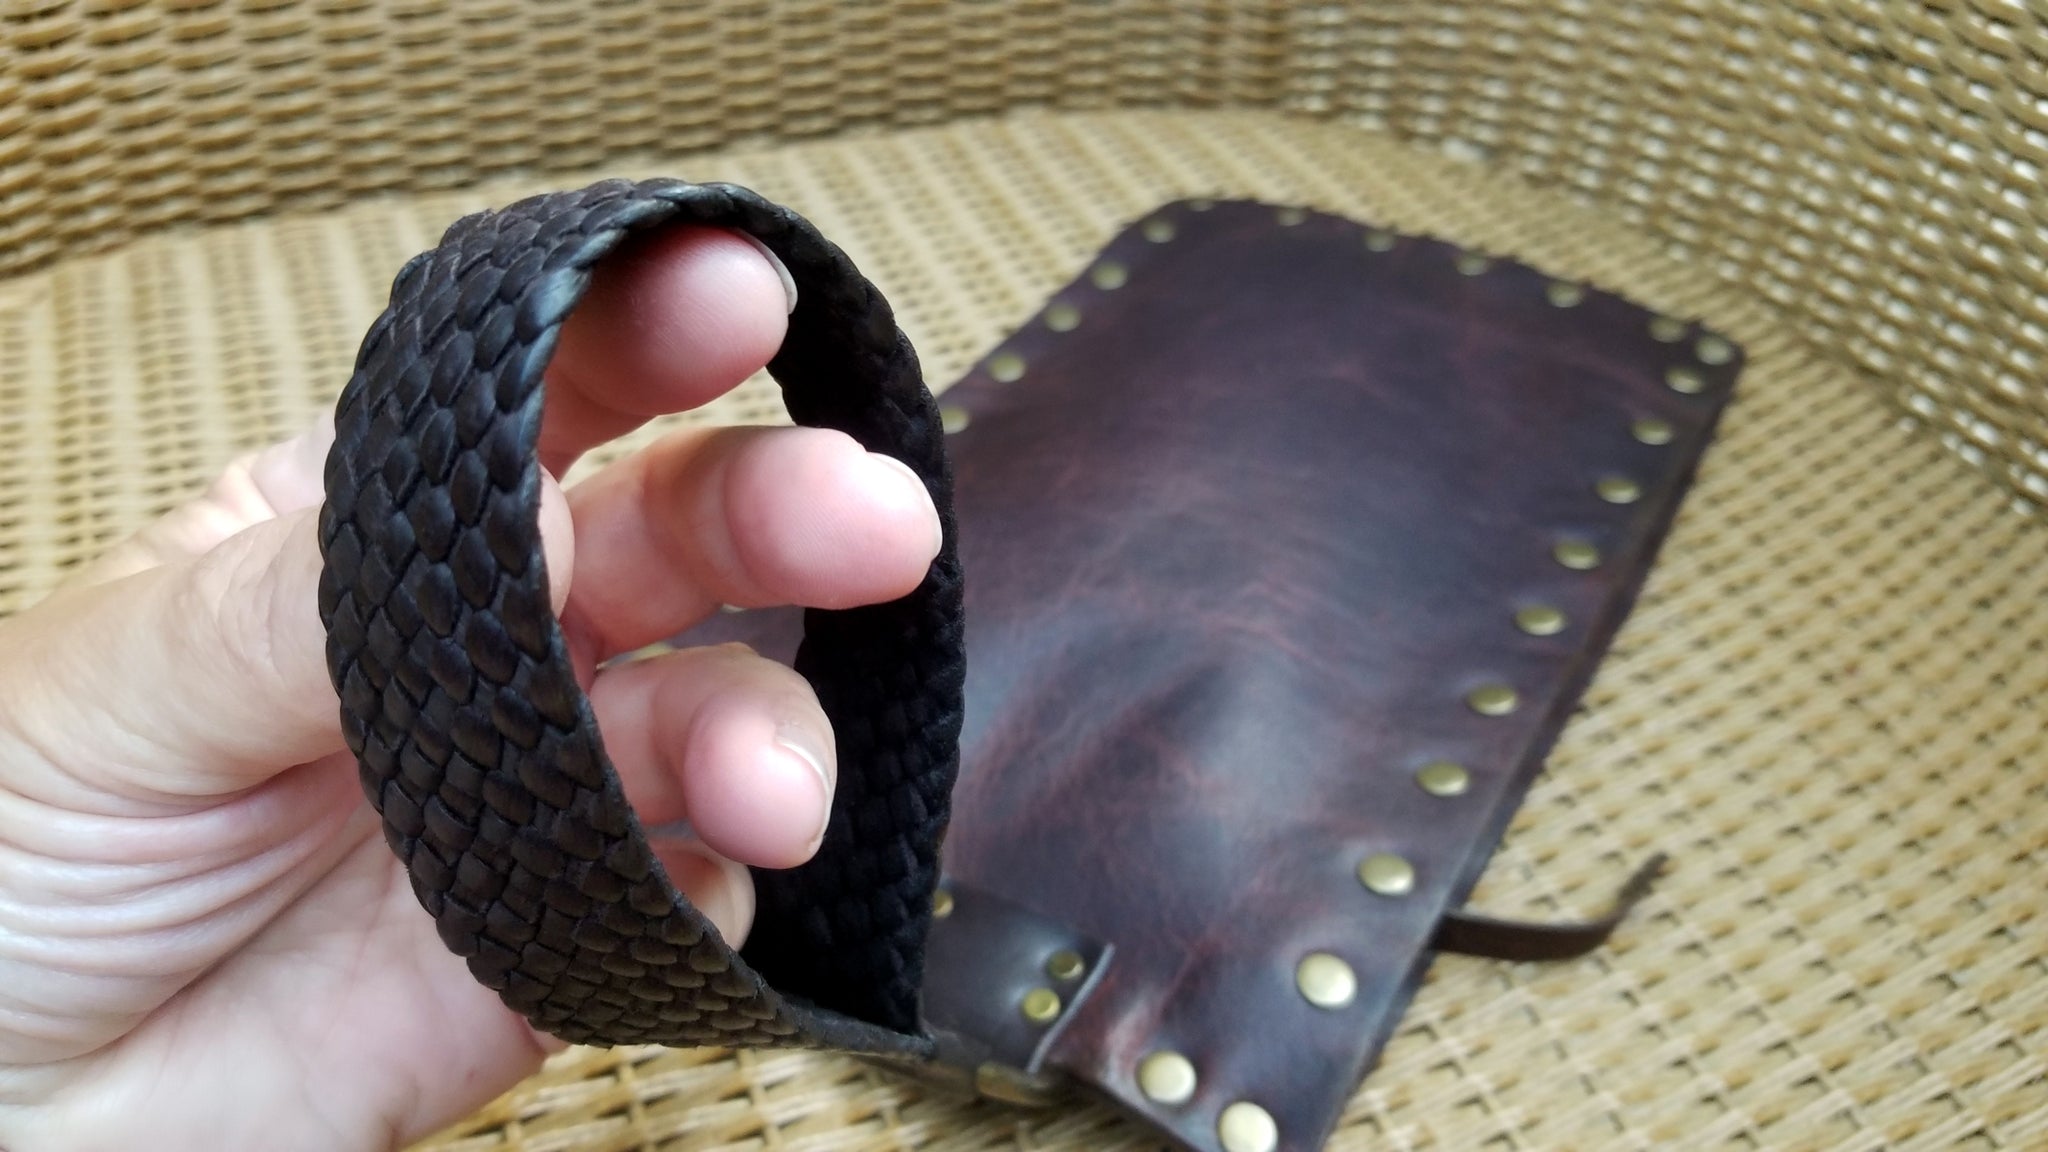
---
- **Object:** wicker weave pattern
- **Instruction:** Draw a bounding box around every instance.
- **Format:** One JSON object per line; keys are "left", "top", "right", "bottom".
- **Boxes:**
{"left": 4, "top": 107, "right": 2039, "bottom": 1149}
{"left": 3, "top": 2, "right": 2047, "bottom": 513}
{"left": 0, "top": 1, "right": 1258, "bottom": 278}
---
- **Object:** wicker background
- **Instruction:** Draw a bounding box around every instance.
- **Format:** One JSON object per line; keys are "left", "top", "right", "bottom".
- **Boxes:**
{"left": 1, "top": 3, "right": 2044, "bottom": 1151}
{"left": 3, "top": 1, "right": 2047, "bottom": 515}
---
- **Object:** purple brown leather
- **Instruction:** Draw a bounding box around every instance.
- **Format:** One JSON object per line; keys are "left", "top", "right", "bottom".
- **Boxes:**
{"left": 681, "top": 200, "right": 1741, "bottom": 1151}
{"left": 886, "top": 880, "right": 1114, "bottom": 1105}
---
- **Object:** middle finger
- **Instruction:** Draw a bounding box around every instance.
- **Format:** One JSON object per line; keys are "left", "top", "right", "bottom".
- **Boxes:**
{"left": 560, "top": 423, "right": 944, "bottom": 664}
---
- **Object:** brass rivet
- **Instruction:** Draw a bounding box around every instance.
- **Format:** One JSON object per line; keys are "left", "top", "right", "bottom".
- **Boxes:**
{"left": 1553, "top": 539, "right": 1601, "bottom": 570}
{"left": 1416, "top": 760, "right": 1471, "bottom": 797}
{"left": 1466, "top": 683, "right": 1519, "bottom": 716}
{"left": 940, "top": 406, "right": 971, "bottom": 435}
{"left": 1046, "top": 949, "right": 1086, "bottom": 982}
{"left": 1020, "top": 987, "right": 1062, "bottom": 1024}
{"left": 1295, "top": 953, "right": 1358, "bottom": 1009}
{"left": 1516, "top": 605, "right": 1567, "bottom": 636}
{"left": 1632, "top": 417, "right": 1674, "bottom": 445}
{"left": 987, "top": 352, "right": 1026, "bottom": 382}
{"left": 1597, "top": 475, "right": 1642, "bottom": 504}
{"left": 1143, "top": 218, "right": 1177, "bottom": 242}
{"left": 1696, "top": 334, "right": 1734, "bottom": 365}
{"left": 1218, "top": 1101, "right": 1279, "bottom": 1152}
{"left": 932, "top": 889, "right": 954, "bottom": 919}
{"left": 1546, "top": 281, "right": 1585, "bottom": 307}
{"left": 1455, "top": 251, "right": 1491, "bottom": 276}
{"left": 1045, "top": 302, "right": 1081, "bottom": 332}
{"left": 1650, "top": 315, "right": 1688, "bottom": 342}
{"left": 1364, "top": 229, "right": 1398, "bottom": 252}
{"left": 1137, "top": 1050, "right": 1198, "bottom": 1106}
{"left": 1276, "top": 206, "right": 1307, "bottom": 226}
{"left": 1666, "top": 366, "right": 1706, "bottom": 394}
{"left": 1091, "top": 262, "right": 1129, "bottom": 290}
{"left": 1358, "top": 852, "right": 1416, "bottom": 897}
{"left": 1187, "top": 198, "right": 1216, "bottom": 212}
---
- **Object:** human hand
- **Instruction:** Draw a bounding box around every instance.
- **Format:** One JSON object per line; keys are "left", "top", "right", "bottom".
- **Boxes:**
{"left": 0, "top": 226, "right": 944, "bottom": 1150}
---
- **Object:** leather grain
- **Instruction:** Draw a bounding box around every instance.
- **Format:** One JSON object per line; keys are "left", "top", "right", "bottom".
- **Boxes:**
{"left": 684, "top": 200, "right": 1740, "bottom": 1150}
{"left": 318, "top": 179, "right": 965, "bottom": 1053}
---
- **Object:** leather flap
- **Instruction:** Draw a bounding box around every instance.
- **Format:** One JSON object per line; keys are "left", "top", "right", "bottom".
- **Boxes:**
{"left": 683, "top": 200, "right": 1741, "bottom": 1151}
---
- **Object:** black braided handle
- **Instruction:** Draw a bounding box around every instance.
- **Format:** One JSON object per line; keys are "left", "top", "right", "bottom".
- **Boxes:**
{"left": 316, "top": 179, "right": 964, "bottom": 1055}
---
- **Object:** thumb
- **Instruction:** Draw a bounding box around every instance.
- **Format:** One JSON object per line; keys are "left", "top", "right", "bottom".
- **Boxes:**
{"left": 0, "top": 470, "right": 575, "bottom": 808}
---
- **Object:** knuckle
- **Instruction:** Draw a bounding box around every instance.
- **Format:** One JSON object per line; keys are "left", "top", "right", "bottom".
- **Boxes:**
{"left": 184, "top": 531, "right": 287, "bottom": 690}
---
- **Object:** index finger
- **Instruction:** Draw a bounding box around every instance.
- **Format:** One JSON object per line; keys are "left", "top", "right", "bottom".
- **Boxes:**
{"left": 539, "top": 225, "right": 795, "bottom": 479}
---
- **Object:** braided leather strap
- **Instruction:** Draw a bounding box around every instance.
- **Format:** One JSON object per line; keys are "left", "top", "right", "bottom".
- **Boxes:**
{"left": 316, "top": 179, "right": 964, "bottom": 1054}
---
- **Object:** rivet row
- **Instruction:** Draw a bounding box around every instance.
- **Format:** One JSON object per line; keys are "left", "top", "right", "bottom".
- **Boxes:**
{"left": 955, "top": 216, "right": 1166, "bottom": 427}
{"left": 1136, "top": 1044, "right": 1277, "bottom": 1152}
{"left": 985, "top": 215, "right": 1723, "bottom": 1152}
{"left": 1648, "top": 313, "right": 1736, "bottom": 371}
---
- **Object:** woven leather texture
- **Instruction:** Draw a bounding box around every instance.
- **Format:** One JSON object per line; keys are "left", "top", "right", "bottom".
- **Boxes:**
{"left": 317, "top": 178, "right": 965, "bottom": 1051}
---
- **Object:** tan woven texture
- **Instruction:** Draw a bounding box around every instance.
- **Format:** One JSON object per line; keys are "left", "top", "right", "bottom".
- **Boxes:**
{"left": 4, "top": 2, "right": 2048, "bottom": 516}
{"left": 1, "top": 4, "right": 2044, "bottom": 1152}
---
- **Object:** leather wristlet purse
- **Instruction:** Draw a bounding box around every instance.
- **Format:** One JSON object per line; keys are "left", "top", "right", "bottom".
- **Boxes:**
{"left": 319, "top": 181, "right": 1741, "bottom": 1152}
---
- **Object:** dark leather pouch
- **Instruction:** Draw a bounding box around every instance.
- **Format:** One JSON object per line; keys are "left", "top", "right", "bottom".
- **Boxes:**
{"left": 683, "top": 200, "right": 1742, "bottom": 1152}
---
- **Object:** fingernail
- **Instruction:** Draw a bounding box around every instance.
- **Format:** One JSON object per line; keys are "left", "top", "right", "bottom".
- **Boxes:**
{"left": 738, "top": 233, "right": 799, "bottom": 314}
{"left": 774, "top": 722, "right": 834, "bottom": 853}
{"left": 873, "top": 453, "right": 944, "bottom": 558}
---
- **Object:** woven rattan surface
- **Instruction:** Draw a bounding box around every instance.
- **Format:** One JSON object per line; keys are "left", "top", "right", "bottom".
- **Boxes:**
{"left": 2, "top": 107, "right": 2041, "bottom": 1151}
{"left": 4, "top": 2, "right": 2048, "bottom": 520}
